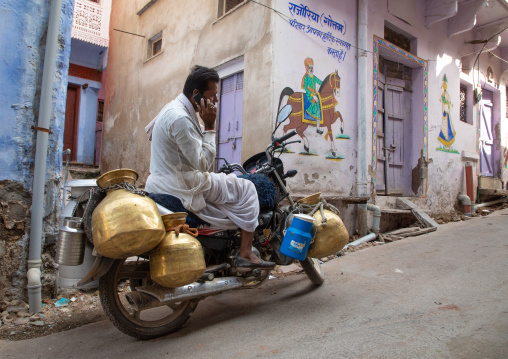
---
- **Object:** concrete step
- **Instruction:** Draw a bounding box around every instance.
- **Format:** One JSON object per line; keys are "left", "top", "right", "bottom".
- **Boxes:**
{"left": 479, "top": 176, "right": 503, "bottom": 190}
{"left": 67, "top": 166, "right": 100, "bottom": 180}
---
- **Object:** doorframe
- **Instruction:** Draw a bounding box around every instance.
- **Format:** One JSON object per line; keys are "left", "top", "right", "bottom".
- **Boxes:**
{"left": 214, "top": 56, "right": 245, "bottom": 170}
{"left": 372, "top": 36, "right": 429, "bottom": 197}
{"left": 65, "top": 84, "right": 81, "bottom": 162}
{"left": 476, "top": 81, "right": 502, "bottom": 178}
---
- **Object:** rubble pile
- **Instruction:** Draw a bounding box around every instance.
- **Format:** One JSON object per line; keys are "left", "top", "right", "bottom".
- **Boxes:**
{"left": 0, "top": 290, "right": 104, "bottom": 341}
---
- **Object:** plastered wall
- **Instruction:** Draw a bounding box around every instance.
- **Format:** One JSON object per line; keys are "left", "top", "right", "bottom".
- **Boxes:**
{"left": 103, "top": 0, "right": 507, "bottom": 232}
{"left": 102, "top": 0, "right": 274, "bottom": 186}
{"left": 270, "top": 0, "right": 507, "bottom": 218}
{"left": 366, "top": 0, "right": 508, "bottom": 213}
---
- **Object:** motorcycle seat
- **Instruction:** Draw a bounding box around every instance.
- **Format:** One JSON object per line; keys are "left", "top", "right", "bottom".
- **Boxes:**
{"left": 148, "top": 174, "right": 277, "bottom": 230}
{"left": 148, "top": 193, "right": 275, "bottom": 230}
{"left": 148, "top": 193, "right": 210, "bottom": 228}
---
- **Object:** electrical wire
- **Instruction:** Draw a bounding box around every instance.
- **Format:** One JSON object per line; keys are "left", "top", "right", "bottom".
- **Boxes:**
{"left": 472, "top": 26, "right": 508, "bottom": 89}
{"left": 488, "top": 50, "right": 508, "bottom": 65}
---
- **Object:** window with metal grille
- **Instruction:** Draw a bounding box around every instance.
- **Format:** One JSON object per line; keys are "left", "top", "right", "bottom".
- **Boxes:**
{"left": 384, "top": 26, "right": 410, "bottom": 52}
{"left": 460, "top": 85, "right": 467, "bottom": 123}
{"left": 218, "top": 0, "right": 245, "bottom": 18}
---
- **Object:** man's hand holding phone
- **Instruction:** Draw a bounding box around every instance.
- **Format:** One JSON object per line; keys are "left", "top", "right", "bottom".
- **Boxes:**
{"left": 193, "top": 92, "right": 216, "bottom": 131}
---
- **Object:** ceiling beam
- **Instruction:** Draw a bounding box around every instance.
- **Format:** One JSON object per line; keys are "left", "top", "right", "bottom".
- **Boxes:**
{"left": 474, "top": 17, "right": 508, "bottom": 52}
{"left": 426, "top": 0, "right": 457, "bottom": 28}
{"left": 448, "top": 0, "right": 487, "bottom": 38}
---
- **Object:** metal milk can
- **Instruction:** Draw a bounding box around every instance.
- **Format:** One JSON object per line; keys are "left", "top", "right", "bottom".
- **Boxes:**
{"left": 150, "top": 212, "right": 206, "bottom": 287}
{"left": 55, "top": 217, "right": 86, "bottom": 266}
{"left": 91, "top": 169, "right": 165, "bottom": 259}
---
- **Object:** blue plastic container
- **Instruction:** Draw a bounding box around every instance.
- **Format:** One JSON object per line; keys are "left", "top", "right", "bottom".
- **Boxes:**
{"left": 280, "top": 214, "right": 315, "bottom": 260}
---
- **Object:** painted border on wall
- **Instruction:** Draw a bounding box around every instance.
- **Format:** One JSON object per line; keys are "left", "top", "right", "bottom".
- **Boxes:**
{"left": 372, "top": 36, "right": 429, "bottom": 197}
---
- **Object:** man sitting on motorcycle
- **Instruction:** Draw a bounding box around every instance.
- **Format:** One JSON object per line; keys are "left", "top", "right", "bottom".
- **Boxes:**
{"left": 144, "top": 65, "right": 274, "bottom": 269}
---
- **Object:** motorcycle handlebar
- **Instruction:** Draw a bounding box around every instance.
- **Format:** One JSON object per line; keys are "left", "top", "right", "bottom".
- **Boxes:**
{"left": 272, "top": 130, "right": 297, "bottom": 146}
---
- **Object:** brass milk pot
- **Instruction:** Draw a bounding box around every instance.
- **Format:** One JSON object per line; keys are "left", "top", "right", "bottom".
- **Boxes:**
{"left": 92, "top": 169, "right": 165, "bottom": 259}
{"left": 307, "top": 209, "right": 349, "bottom": 258}
{"left": 150, "top": 212, "right": 206, "bottom": 287}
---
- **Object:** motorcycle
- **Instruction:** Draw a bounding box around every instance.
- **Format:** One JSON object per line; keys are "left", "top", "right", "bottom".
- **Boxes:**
{"left": 69, "top": 105, "right": 325, "bottom": 340}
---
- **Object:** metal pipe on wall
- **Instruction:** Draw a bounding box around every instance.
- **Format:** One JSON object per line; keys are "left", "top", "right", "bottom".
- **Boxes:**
{"left": 356, "top": 0, "right": 369, "bottom": 236}
{"left": 28, "top": 0, "right": 64, "bottom": 314}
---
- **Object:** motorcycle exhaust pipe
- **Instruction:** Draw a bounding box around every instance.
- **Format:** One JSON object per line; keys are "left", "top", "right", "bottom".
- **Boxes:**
{"left": 125, "top": 276, "right": 247, "bottom": 311}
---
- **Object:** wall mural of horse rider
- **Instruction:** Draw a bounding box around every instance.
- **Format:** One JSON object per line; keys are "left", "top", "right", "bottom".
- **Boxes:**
{"left": 302, "top": 57, "right": 324, "bottom": 134}
{"left": 277, "top": 58, "right": 348, "bottom": 160}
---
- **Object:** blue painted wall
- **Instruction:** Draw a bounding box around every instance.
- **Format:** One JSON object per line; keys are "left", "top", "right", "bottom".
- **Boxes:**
{"left": 0, "top": 0, "right": 75, "bottom": 306}
{"left": 0, "top": 0, "right": 74, "bottom": 191}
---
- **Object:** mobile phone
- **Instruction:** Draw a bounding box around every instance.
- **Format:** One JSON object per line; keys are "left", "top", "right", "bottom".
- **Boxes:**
{"left": 193, "top": 92, "right": 207, "bottom": 108}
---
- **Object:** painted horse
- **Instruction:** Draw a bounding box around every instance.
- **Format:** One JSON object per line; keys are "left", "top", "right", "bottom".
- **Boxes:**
{"left": 278, "top": 70, "right": 343, "bottom": 156}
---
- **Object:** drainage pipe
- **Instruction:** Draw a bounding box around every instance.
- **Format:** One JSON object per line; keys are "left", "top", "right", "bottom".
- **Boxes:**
{"left": 458, "top": 193, "right": 472, "bottom": 216}
{"left": 344, "top": 232, "right": 377, "bottom": 249}
{"left": 367, "top": 204, "right": 381, "bottom": 234}
{"left": 475, "top": 196, "right": 508, "bottom": 209}
{"left": 28, "top": 0, "right": 64, "bottom": 314}
{"left": 465, "top": 162, "right": 474, "bottom": 204}
{"left": 356, "top": 0, "right": 369, "bottom": 236}
{"left": 343, "top": 204, "right": 379, "bottom": 249}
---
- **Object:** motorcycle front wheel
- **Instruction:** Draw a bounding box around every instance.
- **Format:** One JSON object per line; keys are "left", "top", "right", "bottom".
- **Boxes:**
{"left": 300, "top": 257, "right": 325, "bottom": 285}
{"left": 99, "top": 258, "right": 199, "bottom": 340}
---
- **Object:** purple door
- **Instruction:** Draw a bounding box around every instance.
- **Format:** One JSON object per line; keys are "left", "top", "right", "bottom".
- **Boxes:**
{"left": 384, "top": 78, "right": 412, "bottom": 196}
{"left": 376, "top": 73, "right": 386, "bottom": 194}
{"left": 218, "top": 72, "right": 243, "bottom": 168}
{"left": 480, "top": 89, "right": 494, "bottom": 176}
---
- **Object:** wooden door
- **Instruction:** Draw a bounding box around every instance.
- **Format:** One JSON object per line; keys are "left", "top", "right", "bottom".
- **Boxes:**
{"left": 63, "top": 85, "right": 79, "bottom": 161}
{"left": 218, "top": 72, "right": 243, "bottom": 167}
{"left": 384, "top": 78, "right": 410, "bottom": 195}
{"left": 376, "top": 73, "right": 387, "bottom": 194}
{"left": 94, "top": 100, "right": 103, "bottom": 166}
{"left": 479, "top": 89, "right": 494, "bottom": 176}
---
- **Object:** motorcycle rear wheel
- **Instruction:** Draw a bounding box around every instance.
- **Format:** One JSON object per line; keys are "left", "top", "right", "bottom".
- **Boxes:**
{"left": 300, "top": 257, "right": 325, "bottom": 285}
{"left": 99, "top": 258, "right": 199, "bottom": 340}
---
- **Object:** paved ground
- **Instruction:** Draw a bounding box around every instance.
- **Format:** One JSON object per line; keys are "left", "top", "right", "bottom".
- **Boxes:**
{"left": 1, "top": 209, "right": 507, "bottom": 359}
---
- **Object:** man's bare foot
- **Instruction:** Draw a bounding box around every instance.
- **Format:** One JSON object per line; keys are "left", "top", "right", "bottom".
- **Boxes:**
{"left": 240, "top": 252, "right": 262, "bottom": 264}
{"left": 235, "top": 254, "right": 275, "bottom": 269}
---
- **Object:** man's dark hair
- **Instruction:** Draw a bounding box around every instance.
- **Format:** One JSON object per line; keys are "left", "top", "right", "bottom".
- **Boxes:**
{"left": 183, "top": 65, "right": 219, "bottom": 98}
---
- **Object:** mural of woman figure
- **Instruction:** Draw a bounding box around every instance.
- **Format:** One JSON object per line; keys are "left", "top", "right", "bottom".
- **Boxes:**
{"left": 438, "top": 74, "right": 455, "bottom": 148}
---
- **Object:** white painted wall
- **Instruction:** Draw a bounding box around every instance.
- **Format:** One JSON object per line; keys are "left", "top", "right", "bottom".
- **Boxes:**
{"left": 272, "top": 0, "right": 507, "bottom": 215}
{"left": 272, "top": 0, "right": 358, "bottom": 198}
{"left": 367, "top": 0, "right": 507, "bottom": 210}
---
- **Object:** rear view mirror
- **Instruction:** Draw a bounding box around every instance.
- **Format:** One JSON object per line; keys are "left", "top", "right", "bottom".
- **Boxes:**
{"left": 277, "top": 105, "right": 293, "bottom": 123}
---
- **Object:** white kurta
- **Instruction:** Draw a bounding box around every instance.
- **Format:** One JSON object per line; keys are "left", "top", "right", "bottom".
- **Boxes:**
{"left": 145, "top": 94, "right": 259, "bottom": 232}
